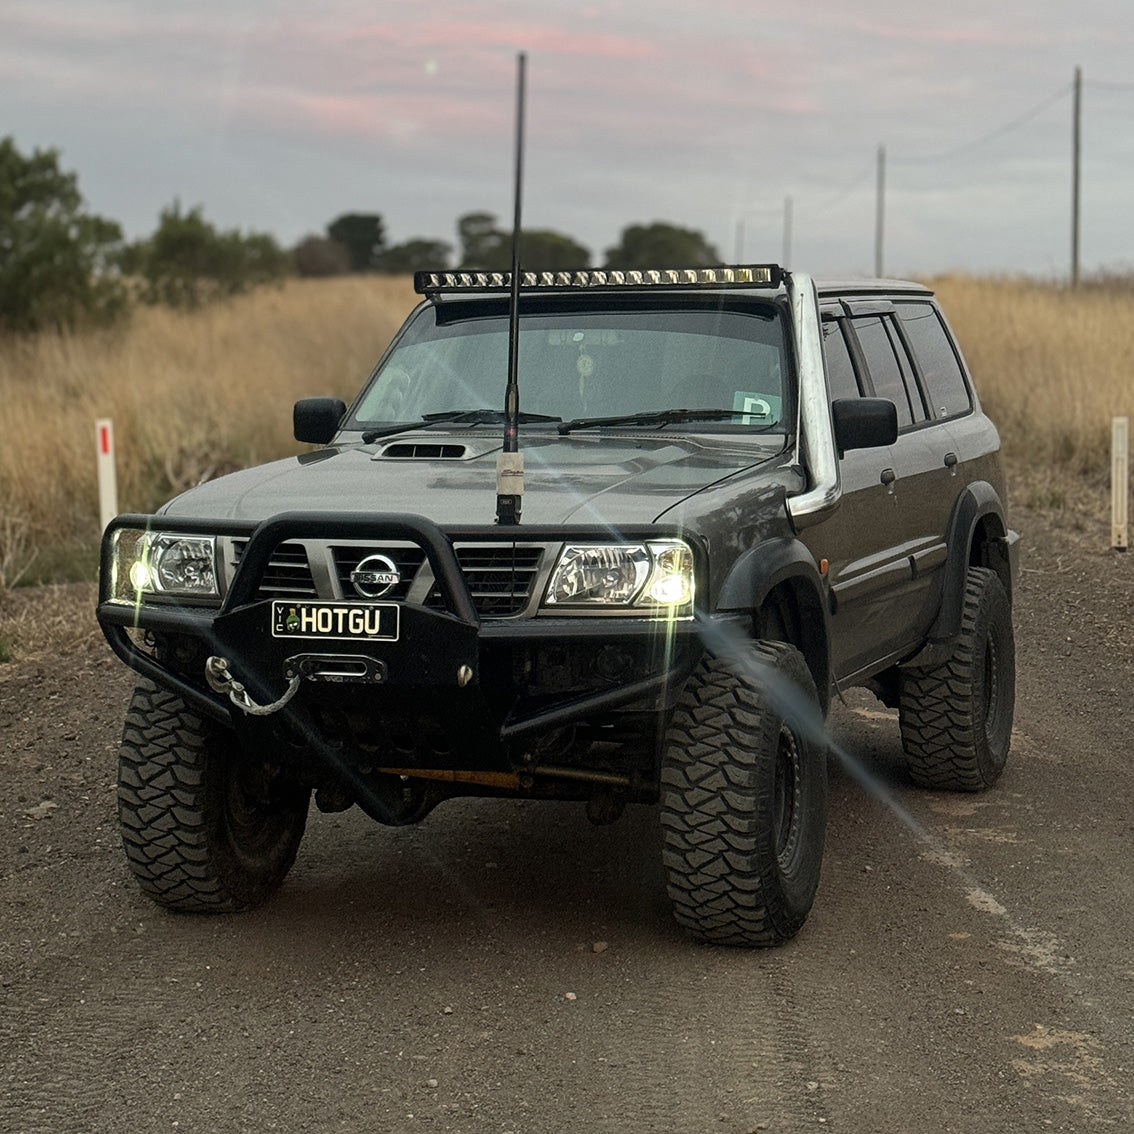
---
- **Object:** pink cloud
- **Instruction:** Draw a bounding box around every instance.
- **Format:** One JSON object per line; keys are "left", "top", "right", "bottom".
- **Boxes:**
{"left": 839, "top": 15, "right": 1029, "bottom": 49}
{"left": 238, "top": 82, "right": 504, "bottom": 146}
{"left": 2, "top": 3, "right": 254, "bottom": 52}
{"left": 340, "top": 16, "right": 662, "bottom": 62}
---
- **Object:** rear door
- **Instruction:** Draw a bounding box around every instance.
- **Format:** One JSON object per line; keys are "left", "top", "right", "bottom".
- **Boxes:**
{"left": 844, "top": 302, "right": 963, "bottom": 656}
{"left": 893, "top": 297, "right": 1002, "bottom": 501}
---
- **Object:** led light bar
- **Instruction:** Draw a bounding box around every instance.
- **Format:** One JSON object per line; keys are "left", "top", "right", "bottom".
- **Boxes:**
{"left": 414, "top": 265, "right": 783, "bottom": 294}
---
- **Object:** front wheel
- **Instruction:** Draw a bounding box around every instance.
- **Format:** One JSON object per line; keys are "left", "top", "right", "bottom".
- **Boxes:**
{"left": 117, "top": 682, "right": 310, "bottom": 912}
{"left": 660, "top": 641, "right": 828, "bottom": 947}
{"left": 898, "top": 566, "right": 1015, "bottom": 791}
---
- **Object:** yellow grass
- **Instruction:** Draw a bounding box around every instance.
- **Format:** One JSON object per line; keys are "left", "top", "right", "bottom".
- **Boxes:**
{"left": 928, "top": 275, "right": 1134, "bottom": 510}
{"left": 0, "top": 275, "right": 417, "bottom": 584}
{"left": 0, "top": 272, "right": 1130, "bottom": 586}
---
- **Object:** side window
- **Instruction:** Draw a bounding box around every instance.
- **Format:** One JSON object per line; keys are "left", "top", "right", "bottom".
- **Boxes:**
{"left": 896, "top": 302, "right": 972, "bottom": 419}
{"left": 846, "top": 316, "right": 915, "bottom": 427}
{"left": 820, "top": 318, "right": 861, "bottom": 400}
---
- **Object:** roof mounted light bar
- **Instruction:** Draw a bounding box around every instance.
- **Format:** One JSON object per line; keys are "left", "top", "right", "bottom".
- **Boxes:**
{"left": 414, "top": 264, "right": 784, "bottom": 295}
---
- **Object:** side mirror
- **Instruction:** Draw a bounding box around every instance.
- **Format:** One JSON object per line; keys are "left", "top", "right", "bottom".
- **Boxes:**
{"left": 294, "top": 397, "right": 347, "bottom": 445}
{"left": 832, "top": 398, "right": 898, "bottom": 456}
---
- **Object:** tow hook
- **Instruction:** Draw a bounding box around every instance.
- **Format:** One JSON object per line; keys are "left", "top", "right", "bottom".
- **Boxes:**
{"left": 205, "top": 655, "right": 301, "bottom": 717}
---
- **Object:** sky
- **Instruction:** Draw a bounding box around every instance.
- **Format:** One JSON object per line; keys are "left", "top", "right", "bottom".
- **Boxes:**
{"left": 3, "top": 0, "right": 1134, "bottom": 279}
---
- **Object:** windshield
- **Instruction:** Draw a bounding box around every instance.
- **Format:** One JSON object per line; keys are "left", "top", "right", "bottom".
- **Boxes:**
{"left": 348, "top": 301, "right": 791, "bottom": 432}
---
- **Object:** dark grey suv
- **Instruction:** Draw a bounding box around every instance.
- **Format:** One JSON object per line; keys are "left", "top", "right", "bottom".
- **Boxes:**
{"left": 98, "top": 265, "right": 1018, "bottom": 946}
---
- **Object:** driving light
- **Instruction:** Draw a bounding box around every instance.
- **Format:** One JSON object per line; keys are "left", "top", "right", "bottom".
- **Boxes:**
{"left": 646, "top": 544, "right": 695, "bottom": 605}
{"left": 543, "top": 540, "right": 695, "bottom": 613}
{"left": 128, "top": 559, "right": 151, "bottom": 591}
{"left": 416, "top": 265, "right": 781, "bottom": 293}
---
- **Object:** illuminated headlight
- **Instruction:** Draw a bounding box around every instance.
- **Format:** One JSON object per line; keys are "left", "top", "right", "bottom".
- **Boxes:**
{"left": 110, "top": 529, "right": 219, "bottom": 601}
{"left": 544, "top": 541, "right": 695, "bottom": 612}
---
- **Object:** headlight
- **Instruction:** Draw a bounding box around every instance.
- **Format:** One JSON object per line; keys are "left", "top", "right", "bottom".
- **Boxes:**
{"left": 110, "top": 528, "right": 219, "bottom": 601}
{"left": 544, "top": 540, "right": 694, "bottom": 612}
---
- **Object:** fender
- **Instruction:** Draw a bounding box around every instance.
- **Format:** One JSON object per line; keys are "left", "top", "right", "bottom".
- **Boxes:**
{"left": 905, "top": 481, "right": 1016, "bottom": 666}
{"left": 715, "top": 536, "right": 832, "bottom": 707}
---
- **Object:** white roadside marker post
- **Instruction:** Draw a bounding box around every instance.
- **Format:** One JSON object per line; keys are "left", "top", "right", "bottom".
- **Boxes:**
{"left": 96, "top": 418, "right": 118, "bottom": 532}
{"left": 1113, "top": 416, "right": 1129, "bottom": 553}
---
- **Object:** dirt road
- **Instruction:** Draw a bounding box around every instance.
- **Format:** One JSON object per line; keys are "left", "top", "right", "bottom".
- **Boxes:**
{"left": 2, "top": 504, "right": 1132, "bottom": 1132}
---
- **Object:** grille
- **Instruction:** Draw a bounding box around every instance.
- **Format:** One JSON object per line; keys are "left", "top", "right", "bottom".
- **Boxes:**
{"left": 230, "top": 540, "right": 317, "bottom": 597}
{"left": 427, "top": 545, "right": 543, "bottom": 616}
{"left": 230, "top": 539, "right": 545, "bottom": 617}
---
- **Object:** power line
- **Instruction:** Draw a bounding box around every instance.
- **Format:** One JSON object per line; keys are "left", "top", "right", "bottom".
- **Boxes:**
{"left": 744, "top": 82, "right": 1073, "bottom": 221}
{"left": 1084, "top": 78, "right": 1134, "bottom": 92}
{"left": 803, "top": 161, "right": 877, "bottom": 213}
{"left": 735, "top": 161, "right": 875, "bottom": 244}
{"left": 736, "top": 72, "right": 1106, "bottom": 274}
{"left": 894, "top": 81, "right": 1071, "bottom": 166}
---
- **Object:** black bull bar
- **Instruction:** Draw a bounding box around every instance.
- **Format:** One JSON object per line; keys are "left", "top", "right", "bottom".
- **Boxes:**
{"left": 97, "top": 511, "right": 704, "bottom": 755}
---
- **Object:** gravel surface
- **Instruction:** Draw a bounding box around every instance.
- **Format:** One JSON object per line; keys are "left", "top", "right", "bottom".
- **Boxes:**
{"left": 1, "top": 503, "right": 1132, "bottom": 1132}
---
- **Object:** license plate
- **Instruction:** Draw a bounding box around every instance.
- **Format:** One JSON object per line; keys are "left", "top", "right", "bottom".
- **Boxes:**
{"left": 271, "top": 601, "right": 399, "bottom": 642}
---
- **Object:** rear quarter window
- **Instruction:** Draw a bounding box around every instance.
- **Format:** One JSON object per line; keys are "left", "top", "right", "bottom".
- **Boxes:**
{"left": 896, "top": 302, "right": 972, "bottom": 420}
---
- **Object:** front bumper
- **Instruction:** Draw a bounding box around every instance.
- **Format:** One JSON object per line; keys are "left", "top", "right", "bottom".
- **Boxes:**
{"left": 98, "top": 512, "right": 708, "bottom": 773}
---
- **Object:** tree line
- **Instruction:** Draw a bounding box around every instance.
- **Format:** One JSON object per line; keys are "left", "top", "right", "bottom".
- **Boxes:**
{"left": 0, "top": 136, "right": 721, "bottom": 335}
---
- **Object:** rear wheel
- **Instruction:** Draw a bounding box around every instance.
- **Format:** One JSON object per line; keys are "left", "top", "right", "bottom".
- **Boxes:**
{"left": 660, "top": 641, "right": 827, "bottom": 947}
{"left": 898, "top": 566, "right": 1015, "bottom": 791}
{"left": 117, "top": 682, "right": 309, "bottom": 912}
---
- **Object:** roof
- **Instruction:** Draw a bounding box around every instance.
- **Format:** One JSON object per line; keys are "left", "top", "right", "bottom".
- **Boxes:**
{"left": 814, "top": 277, "right": 934, "bottom": 299}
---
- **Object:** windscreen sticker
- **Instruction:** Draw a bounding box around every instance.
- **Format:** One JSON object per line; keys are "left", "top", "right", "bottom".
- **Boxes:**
{"left": 733, "top": 392, "right": 780, "bottom": 424}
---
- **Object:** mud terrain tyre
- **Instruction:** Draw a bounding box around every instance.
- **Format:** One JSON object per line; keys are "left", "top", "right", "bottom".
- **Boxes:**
{"left": 660, "top": 641, "right": 827, "bottom": 947}
{"left": 898, "top": 566, "right": 1015, "bottom": 791}
{"left": 117, "top": 682, "right": 309, "bottom": 912}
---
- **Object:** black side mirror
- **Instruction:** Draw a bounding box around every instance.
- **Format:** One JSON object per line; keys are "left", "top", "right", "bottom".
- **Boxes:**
{"left": 832, "top": 398, "right": 899, "bottom": 456}
{"left": 294, "top": 397, "right": 347, "bottom": 445}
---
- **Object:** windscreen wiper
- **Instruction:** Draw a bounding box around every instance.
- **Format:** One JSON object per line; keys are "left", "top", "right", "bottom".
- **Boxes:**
{"left": 362, "top": 409, "right": 560, "bottom": 443}
{"left": 557, "top": 408, "right": 768, "bottom": 435}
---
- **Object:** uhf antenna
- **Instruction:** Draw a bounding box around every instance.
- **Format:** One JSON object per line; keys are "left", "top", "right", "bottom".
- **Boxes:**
{"left": 496, "top": 52, "right": 526, "bottom": 526}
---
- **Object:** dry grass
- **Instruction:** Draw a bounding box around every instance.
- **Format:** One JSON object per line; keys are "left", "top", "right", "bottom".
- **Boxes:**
{"left": 0, "top": 582, "right": 100, "bottom": 665}
{"left": 928, "top": 275, "right": 1134, "bottom": 513}
{"left": 1, "top": 272, "right": 1130, "bottom": 596}
{"left": 0, "top": 275, "right": 418, "bottom": 585}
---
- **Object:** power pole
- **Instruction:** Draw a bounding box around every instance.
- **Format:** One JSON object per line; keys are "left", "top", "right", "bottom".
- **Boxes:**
{"left": 874, "top": 144, "right": 886, "bottom": 278}
{"left": 1071, "top": 65, "right": 1082, "bottom": 289}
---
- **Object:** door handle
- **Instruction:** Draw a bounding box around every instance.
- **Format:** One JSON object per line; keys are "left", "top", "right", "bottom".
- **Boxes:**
{"left": 880, "top": 467, "right": 896, "bottom": 486}
{"left": 944, "top": 452, "right": 958, "bottom": 475}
